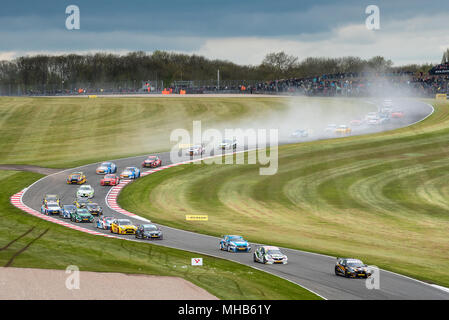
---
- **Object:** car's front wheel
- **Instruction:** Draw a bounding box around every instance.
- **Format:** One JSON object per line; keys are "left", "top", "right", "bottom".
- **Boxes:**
{"left": 253, "top": 254, "right": 257, "bottom": 262}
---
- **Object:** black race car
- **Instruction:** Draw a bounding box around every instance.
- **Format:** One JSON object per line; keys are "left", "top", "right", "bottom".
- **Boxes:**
{"left": 335, "top": 258, "right": 371, "bottom": 278}
{"left": 86, "top": 203, "right": 103, "bottom": 216}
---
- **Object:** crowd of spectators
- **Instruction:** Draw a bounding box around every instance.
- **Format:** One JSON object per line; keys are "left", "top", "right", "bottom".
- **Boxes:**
{"left": 249, "top": 72, "right": 449, "bottom": 97}
{"left": 2, "top": 68, "right": 449, "bottom": 97}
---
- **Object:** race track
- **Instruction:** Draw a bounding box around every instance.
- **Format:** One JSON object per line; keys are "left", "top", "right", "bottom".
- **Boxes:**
{"left": 19, "top": 98, "right": 449, "bottom": 300}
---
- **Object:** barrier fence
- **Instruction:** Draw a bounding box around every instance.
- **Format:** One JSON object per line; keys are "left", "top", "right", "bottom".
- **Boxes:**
{"left": 1, "top": 74, "right": 448, "bottom": 97}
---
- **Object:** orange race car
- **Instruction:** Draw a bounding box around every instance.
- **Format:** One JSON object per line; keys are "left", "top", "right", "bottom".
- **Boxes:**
{"left": 67, "top": 172, "right": 86, "bottom": 184}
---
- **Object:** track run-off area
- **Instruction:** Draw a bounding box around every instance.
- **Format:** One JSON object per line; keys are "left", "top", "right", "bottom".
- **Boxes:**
{"left": 10, "top": 96, "right": 449, "bottom": 300}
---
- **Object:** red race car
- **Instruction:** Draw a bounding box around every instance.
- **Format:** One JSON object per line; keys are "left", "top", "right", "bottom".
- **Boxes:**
{"left": 142, "top": 155, "right": 162, "bottom": 168}
{"left": 391, "top": 110, "right": 404, "bottom": 118}
{"left": 100, "top": 174, "right": 120, "bottom": 186}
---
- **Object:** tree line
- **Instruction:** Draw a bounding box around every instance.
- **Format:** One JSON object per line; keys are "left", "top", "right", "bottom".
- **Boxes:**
{"left": 0, "top": 50, "right": 436, "bottom": 89}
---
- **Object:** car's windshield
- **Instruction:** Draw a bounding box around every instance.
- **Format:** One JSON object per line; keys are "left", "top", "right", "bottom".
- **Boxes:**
{"left": 346, "top": 260, "right": 364, "bottom": 267}
{"left": 125, "top": 167, "right": 133, "bottom": 171}
{"left": 87, "top": 204, "right": 98, "bottom": 209}
{"left": 266, "top": 249, "right": 282, "bottom": 255}
{"left": 48, "top": 204, "right": 59, "bottom": 208}
{"left": 101, "top": 162, "right": 110, "bottom": 167}
{"left": 105, "top": 174, "right": 114, "bottom": 179}
{"left": 144, "top": 225, "right": 158, "bottom": 231}
{"left": 77, "top": 209, "right": 89, "bottom": 214}
{"left": 46, "top": 195, "right": 57, "bottom": 200}
{"left": 117, "top": 220, "right": 131, "bottom": 225}
{"left": 229, "top": 236, "right": 243, "bottom": 241}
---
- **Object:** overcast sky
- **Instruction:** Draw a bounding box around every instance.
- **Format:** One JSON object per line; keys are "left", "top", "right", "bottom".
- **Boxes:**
{"left": 1, "top": 0, "right": 448, "bottom": 66}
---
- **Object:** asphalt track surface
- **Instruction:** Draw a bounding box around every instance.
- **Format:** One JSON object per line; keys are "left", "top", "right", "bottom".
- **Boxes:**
{"left": 20, "top": 99, "right": 449, "bottom": 300}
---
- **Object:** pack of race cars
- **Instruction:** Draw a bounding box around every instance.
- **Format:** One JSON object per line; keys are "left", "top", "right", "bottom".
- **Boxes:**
{"left": 291, "top": 99, "right": 405, "bottom": 140}
{"left": 39, "top": 149, "right": 373, "bottom": 275}
{"left": 41, "top": 156, "right": 163, "bottom": 232}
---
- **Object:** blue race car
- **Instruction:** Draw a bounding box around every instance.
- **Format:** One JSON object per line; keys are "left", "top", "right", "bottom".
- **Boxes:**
{"left": 120, "top": 167, "right": 141, "bottom": 179}
{"left": 219, "top": 235, "right": 251, "bottom": 252}
{"left": 96, "top": 216, "right": 115, "bottom": 230}
{"left": 61, "top": 204, "right": 77, "bottom": 219}
{"left": 96, "top": 162, "right": 117, "bottom": 174}
{"left": 41, "top": 203, "right": 62, "bottom": 216}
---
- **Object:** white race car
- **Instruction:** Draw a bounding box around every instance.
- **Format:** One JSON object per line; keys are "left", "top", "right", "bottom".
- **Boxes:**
{"left": 219, "top": 139, "right": 237, "bottom": 150}
{"left": 187, "top": 145, "right": 205, "bottom": 156}
{"left": 291, "top": 129, "right": 308, "bottom": 138}
{"left": 325, "top": 124, "right": 337, "bottom": 133}
{"left": 76, "top": 184, "right": 94, "bottom": 199}
{"left": 253, "top": 246, "right": 288, "bottom": 265}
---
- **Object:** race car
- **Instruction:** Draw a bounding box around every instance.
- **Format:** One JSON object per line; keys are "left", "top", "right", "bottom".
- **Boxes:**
{"left": 95, "top": 162, "right": 117, "bottom": 174}
{"left": 119, "top": 167, "right": 141, "bottom": 179}
{"left": 86, "top": 203, "right": 103, "bottom": 216}
{"left": 219, "top": 139, "right": 237, "bottom": 150}
{"left": 335, "top": 258, "right": 372, "bottom": 278}
{"left": 253, "top": 246, "right": 288, "bottom": 264}
{"left": 367, "top": 117, "right": 381, "bottom": 125}
{"left": 66, "top": 172, "right": 86, "bottom": 184}
{"left": 350, "top": 119, "right": 363, "bottom": 126}
{"left": 110, "top": 219, "right": 137, "bottom": 235}
{"left": 325, "top": 124, "right": 337, "bottom": 133}
{"left": 100, "top": 174, "right": 121, "bottom": 186}
{"left": 365, "top": 112, "right": 379, "bottom": 120}
{"left": 141, "top": 155, "right": 162, "bottom": 168}
{"left": 42, "top": 194, "right": 60, "bottom": 206}
{"left": 73, "top": 197, "right": 92, "bottom": 208}
{"left": 335, "top": 125, "right": 351, "bottom": 135}
{"left": 391, "top": 110, "right": 404, "bottom": 118}
{"left": 379, "top": 115, "right": 390, "bottom": 124}
{"left": 40, "top": 202, "right": 62, "bottom": 215}
{"left": 61, "top": 204, "right": 77, "bottom": 219}
{"left": 135, "top": 224, "right": 163, "bottom": 240}
{"left": 76, "top": 185, "right": 94, "bottom": 198}
{"left": 290, "top": 129, "right": 309, "bottom": 138}
{"left": 71, "top": 208, "right": 94, "bottom": 223}
{"left": 96, "top": 216, "right": 115, "bottom": 230}
{"left": 219, "top": 235, "right": 251, "bottom": 252}
{"left": 187, "top": 145, "right": 205, "bottom": 156}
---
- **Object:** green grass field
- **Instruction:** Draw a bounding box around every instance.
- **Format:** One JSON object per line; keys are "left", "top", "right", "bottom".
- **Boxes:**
{"left": 0, "top": 96, "right": 285, "bottom": 168}
{"left": 0, "top": 170, "right": 320, "bottom": 300}
{"left": 0, "top": 96, "right": 372, "bottom": 168}
{"left": 119, "top": 99, "right": 449, "bottom": 287}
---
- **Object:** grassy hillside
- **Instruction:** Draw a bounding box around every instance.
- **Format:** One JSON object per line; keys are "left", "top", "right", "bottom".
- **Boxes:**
{"left": 0, "top": 96, "right": 372, "bottom": 168}
{"left": 0, "top": 170, "right": 320, "bottom": 300}
{"left": 119, "top": 99, "right": 449, "bottom": 287}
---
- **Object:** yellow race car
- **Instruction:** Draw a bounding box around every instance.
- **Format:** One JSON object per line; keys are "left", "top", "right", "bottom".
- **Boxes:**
{"left": 67, "top": 172, "right": 87, "bottom": 184}
{"left": 335, "top": 125, "right": 352, "bottom": 135}
{"left": 110, "top": 219, "right": 137, "bottom": 235}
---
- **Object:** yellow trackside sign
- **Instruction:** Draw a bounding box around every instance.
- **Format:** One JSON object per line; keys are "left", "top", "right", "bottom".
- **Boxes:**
{"left": 88, "top": 95, "right": 97, "bottom": 98}
{"left": 186, "top": 215, "right": 208, "bottom": 221}
{"left": 435, "top": 94, "right": 447, "bottom": 100}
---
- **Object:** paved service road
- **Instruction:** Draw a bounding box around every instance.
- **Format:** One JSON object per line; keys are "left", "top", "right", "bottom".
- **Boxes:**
{"left": 21, "top": 99, "right": 449, "bottom": 299}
